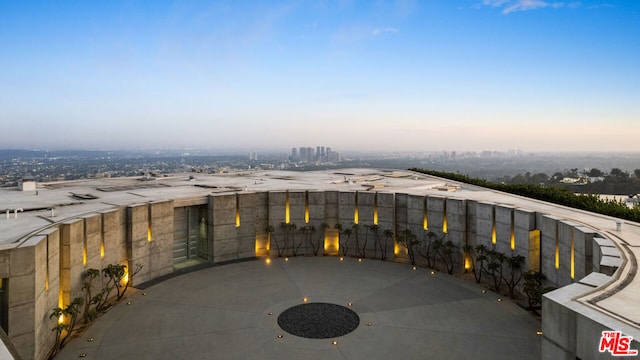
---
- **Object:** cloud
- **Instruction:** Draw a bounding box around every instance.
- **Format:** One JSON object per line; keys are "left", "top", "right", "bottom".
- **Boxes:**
{"left": 483, "top": 0, "right": 511, "bottom": 7}
{"left": 480, "top": 0, "right": 568, "bottom": 14}
{"left": 588, "top": 3, "right": 614, "bottom": 10}
{"left": 504, "top": 0, "right": 564, "bottom": 14}
{"left": 372, "top": 27, "right": 399, "bottom": 36}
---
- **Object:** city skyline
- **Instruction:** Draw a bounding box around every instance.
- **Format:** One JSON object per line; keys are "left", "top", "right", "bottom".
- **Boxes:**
{"left": 1, "top": 1, "right": 638, "bottom": 152}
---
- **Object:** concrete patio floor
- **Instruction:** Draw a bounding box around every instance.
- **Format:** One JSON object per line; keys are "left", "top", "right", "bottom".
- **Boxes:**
{"left": 56, "top": 257, "right": 541, "bottom": 360}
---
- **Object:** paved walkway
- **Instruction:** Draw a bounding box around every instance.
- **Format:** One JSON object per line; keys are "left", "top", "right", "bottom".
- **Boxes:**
{"left": 57, "top": 257, "right": 541, "bottom": 360}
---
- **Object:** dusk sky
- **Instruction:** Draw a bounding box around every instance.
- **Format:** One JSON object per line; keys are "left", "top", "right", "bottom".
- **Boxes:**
{"left": 1, "top": 1, "right": 638, "bottom": 152}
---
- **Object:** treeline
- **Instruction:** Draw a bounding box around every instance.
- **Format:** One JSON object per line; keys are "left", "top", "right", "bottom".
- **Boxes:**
{"left": 409, "top": 168, "right": 640, "bottom": 223}
{"left": 498, "top": 168, "right": 640, "bottom": 195}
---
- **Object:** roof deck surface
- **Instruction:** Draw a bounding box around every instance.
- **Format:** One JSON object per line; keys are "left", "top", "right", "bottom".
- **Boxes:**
{"left": 1, "top": 168, "right": 639, "bottom": 336}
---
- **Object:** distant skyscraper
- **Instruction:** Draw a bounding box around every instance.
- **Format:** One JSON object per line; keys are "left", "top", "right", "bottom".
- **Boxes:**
{"left": 300, "top": 147, "right": 307, "bottom": 162}
{"left": 292, "top": 146, "right": 339, "bottom": 163}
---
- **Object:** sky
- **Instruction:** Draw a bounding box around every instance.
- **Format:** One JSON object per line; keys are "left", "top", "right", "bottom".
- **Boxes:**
{"left": 0, "top": 0, "right": 639, "bottom": 152}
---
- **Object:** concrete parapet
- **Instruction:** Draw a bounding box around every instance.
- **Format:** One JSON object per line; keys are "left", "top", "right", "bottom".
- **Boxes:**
{"left": 577, "top": 272, "right": 611, "bottom": 288}
{"left": 465, "top": 199, "right": 478, "bottom": 249}
{"left": 494, "top": 204, "right": 513, "bottom": 254}
{"left": 1, "top": 184, "right": 638, "bottom": 360}
{"left": 147, "top": 200, "right": 174, "bottom": 280}
{"left": 514, "top": 209, "right": 536, "bottom": 268}
{"left": 127, "top": 204, "right": 151, "bottom": 284}
{"left": 323, "top": 191, "right": 339, "bottom": 226}
{"left": 543, "top": 281, "right": 640, "bottom": 360}
{"left": 60, "top": 219, "right": 84, "bottom": 305}
{"left": 543, "top": 283, "right": 591, "bottom": 357}
{"left": 101, "top": 208, "right": 126, "bottom": 269}
{"left": 338, "top": 192, "right": 357, "bottom": 243}
{"left": 558, "top": 221, "right": 578, "bottom": 285}
{"left": 538, "top": 214, "right": 563, "bottom": 286}
{"left": 573, "top": 226, "right": 595, "bottom": 281}
{"left": 426, "top": 196, "right": 446, "bottom": 234}
{"left": 592, "top": 237, "right": 620, "bottom": 275}
{"left": 8, "top": 244, "right": 36, "bottom": 359}
{"left": 474, "top": 202, "right": 494, "bottom": 249}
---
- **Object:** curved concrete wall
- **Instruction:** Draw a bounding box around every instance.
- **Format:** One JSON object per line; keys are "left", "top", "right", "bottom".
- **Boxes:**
{"left": 1, "top": 190, "right": 626, "bottom": 359}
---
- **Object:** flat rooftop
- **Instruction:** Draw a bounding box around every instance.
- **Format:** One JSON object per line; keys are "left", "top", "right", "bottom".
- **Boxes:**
{"left": 2, "top": 168, "right": 635, "bottom": 246}
{"left": 2, "top": 168, "right": 640, "bottom": 345}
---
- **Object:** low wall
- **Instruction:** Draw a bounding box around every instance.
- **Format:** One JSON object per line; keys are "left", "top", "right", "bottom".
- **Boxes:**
{"left": 0, "top": 190, "right": 629, "bottom": 359}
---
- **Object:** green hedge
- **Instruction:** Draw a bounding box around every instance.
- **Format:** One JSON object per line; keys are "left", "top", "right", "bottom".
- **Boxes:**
{"left": 409, "top": 168, "right": 640, "bottom": 223}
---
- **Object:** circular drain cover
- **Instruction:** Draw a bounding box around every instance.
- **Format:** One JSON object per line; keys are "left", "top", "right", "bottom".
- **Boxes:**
{"left": 277, "top": 303, "right": 360, "bottom": 339}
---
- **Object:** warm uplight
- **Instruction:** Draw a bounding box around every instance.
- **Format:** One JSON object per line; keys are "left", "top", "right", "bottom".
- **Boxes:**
{"left": 497, "top": 298, "right": 502, "bottom": 302}
{"left": 58, "top": 314, "right": 64, "bottom": 324}
{"left": 491, "top": 208, "right": 496, "bottom": 245}
{"left": 348, "top": 302, "right": 352, "bottom": 306}
{"left": 305, "top": 191, "right": 310, "bottom": 223}
{"left": 340, "top": 257, "right": 344, "bottom": 261}
{"left": 147, "top": 205, "right": 153, "bottom": 242}
{"left": 394, "top": 242, "right": 400, "bottom": 256}
{"left": 82, "top": 223, "right": 88, "bottom": 266}
{"left": 285, "top": 192, "right": 290, "bottom": 224}
{"left": 537, "top": 331, "right": 543, "bottom": 335}
{"left": 332, "top": 341, "right": 338, "bottom": 345}
{"left": 255, "top": 232, "right": 270, "bottom": 256}
{"left": 529, "top": 230, "right": 541, "bottom": 272}
{"left": 285, "top": 257, "right": 289, "bottom": 262}
{"left": 555, "top": 233, "right": 560, "bottom": 270}
{"left": 510, "top": 211, "right": 515, "bottom": 250}
{"left": 265, "top": 258, "right": 271, "bottom": 264}
{"left": 464, "top": 256, "right": 472, "bottom": 270}
{"left": 235, "top": 194, "right": 241, "bottom": 228}
{"left": 101, "top": 214, "right": 106, "bottom": 258}
{"left": 423, "top": 199, "right": 428, "bottom": 230}
{"left": 412, "top": 266, "right": 417, "bottom": 270}
{"left": 123, "top": 271, "right": 129, "bottom": 284}
{"left": 303, "top": 297, "right": 308, "bottom": 302}
{"left": 323, "top": 230, "right": 339, "bottom": 255}
{"left": 373, "top": 193, "right": 378, "bottom": 225}
{"left": 358, "top": 258, "right": 362, "bottom": 262}
{"left": 570, "top": 231, "right": 575, "bottom": 280}
{"left": 430, "top": 271, "right": 436, "bottom": 275}
{"left": 442, "top": 200, "right": 448, "bottom": 233}
{"left": 45, "top": 240, "right": 50, "bottom": 292}
{"left": 277, "top": 334, "right": 283, "bottom": 339}
{"left": 353, "top": 192, "right": 359, "bottom": 224}
{"left": 491, "top": 223, "right": 497, "bottom": 245}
